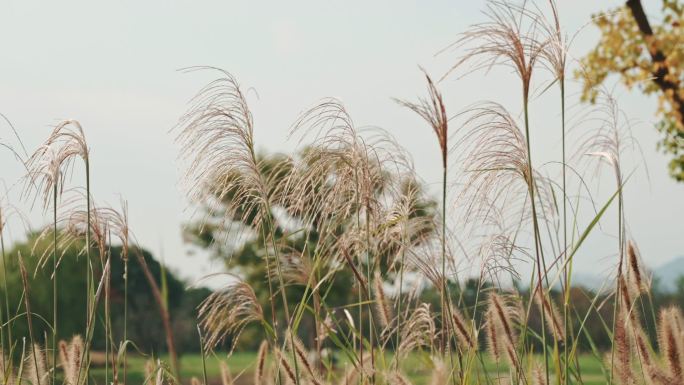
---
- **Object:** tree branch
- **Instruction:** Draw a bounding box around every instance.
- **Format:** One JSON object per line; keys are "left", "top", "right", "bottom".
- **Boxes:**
{"left": 626, "top": 0, "right": 684, "bottom": 127}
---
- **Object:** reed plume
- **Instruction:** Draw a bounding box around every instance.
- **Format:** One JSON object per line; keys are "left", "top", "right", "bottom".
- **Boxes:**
{"left": 445, "top": 4, "right": 553, "bottom": 377}
{"left": 274, "top": 348, "right": 297, "bottom": 385}
{"left": 611, "top": 308, "right": 634, "bottom": 385}
{"left": 373, "top": 270, "right": 393, "bottom": 331}
{"left": 286, "top": 98, "right": 414, "bottom": 236}
{"left": 396, "top": 71, "right": 453, "bottom": 354}
{"left": 451, "top": 305, "right": 476, "bottom": 351}
{"left": 23, "top": 344, "right": 47, "bottom": 385}
{"left": 254, "top": 340, "right": 268, "bottom": 385}
{"left": 537, "top": 3, "right": 577, "bottom": 381}
{"left": 198, "top": 277, "right": 264, "bottom": 350}
{"left": 176, "top": 68, "right": 296, "bottom": 361}
{"left": 24, "top": 119, "right": 91, "bottom": 385}
{"left": 59, "top": 336, "right": 83, "bottom": 385}
{"left": 387, "top": 371, "right": 413, "bottom": 385}
{"left": 578, "top": 89, "right": 638, "bottom": 283}
{"left": 144, "top": 359, "right": 155, "bottom": 383}
{"left": 143, "top": 359, "right": 170, "bottom": 385}
{"left": 0, "top": 354, "right": 14, "bottom": 385}
{"left": 288, "top": 98, "right": 412, "bottom": 380}
{"left": 286, "top": 332, "right": 322, "bottom": 385}
{"left": 658, "top": 307, "right": 684, "bottom": 382}
{"left": 219, "top": 360, "right": 234, "bottom": 385}
{"left": 485, "top": 292, "right": 520, "bottom": 370}
{"left": 626, "top": 240, "right": 650, "bottom": 295}
{"left": 428, "top": 356, "right": 447, "bottom": 385}
{"left": 442, "top": 0, "right": 545, "bottom": 100}
{"left": 175, "top": 68, "right": 267, "bottom": 228}
{"left": 455, "top": 102, "right": 542, "bottom": 220}
{"left": 24, "top": 120, "right": 89, "bottom": 209}
{"left": 532, "top": 362, "right": 547, "bottom": 385}
{"left": 397, "top": 303, "right": 435, "bottom": 359}
{"left": 633, "top": 327, "right": 669, "bottom": 385}
{"left": 395, "top": 71, "right": 448, "bottom": 169}
{"left": 534, "top": 288, "right": 565, "bottom": 342}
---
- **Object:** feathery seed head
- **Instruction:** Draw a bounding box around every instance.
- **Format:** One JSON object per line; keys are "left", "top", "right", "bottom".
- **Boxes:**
{"left": 198, "top": 277, "right": 264, "bottom": 351}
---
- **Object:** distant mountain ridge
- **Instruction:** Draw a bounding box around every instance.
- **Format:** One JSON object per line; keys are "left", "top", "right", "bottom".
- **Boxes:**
{"left": 569, "top": 256, "right": 684, "bottom": 293}
{"left": 653, "top": 256, "right": 684, "bottom": 292}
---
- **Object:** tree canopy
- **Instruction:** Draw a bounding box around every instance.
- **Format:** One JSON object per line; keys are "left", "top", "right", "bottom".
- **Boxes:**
{"left": 183, "top": 150, "right": 438, "bottom": 348}
{"left": 0, "top": 232, "right": 209, "bottom": 354}
{"left": 580, "top": 0, "right": 684, "bottom": 180}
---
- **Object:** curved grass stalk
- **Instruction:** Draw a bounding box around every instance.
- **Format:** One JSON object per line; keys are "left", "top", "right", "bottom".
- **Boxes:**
{"left": 442, "top": 1, "right": 553, "bottom": 376}
{"left": 0, "top": 207, "right": 13, "bottom": 371}
{"left": 176, "top": 70, "right": 295, "bottom": 382}
{"left": 75, "top": 257, "right": 109, "bottom": 385}
{"left": 24, "top": 119, "right": 90, "bottom": 385}
{"left": 396, "top": 71, "right": 456, "bottom": 380}
{"left": 17, "top": 254, "right": 41, "bottom": 385}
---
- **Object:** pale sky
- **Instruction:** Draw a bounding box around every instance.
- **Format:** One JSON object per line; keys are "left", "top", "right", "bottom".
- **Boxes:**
{"left": 0, "top": 1, "right": 681, "bottom": 286}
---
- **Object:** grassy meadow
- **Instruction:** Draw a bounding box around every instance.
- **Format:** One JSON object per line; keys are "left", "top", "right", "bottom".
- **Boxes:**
{"left": 89, "top": 353, "right": 608, "bottom": 385}
{"left": 0, "top": 1, "right": 682, "bottom": 385}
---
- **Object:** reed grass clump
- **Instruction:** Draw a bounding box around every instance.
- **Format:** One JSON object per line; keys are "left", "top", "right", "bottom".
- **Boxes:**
{"left": 0, "top": 1, "right": 681, "bottom": 385}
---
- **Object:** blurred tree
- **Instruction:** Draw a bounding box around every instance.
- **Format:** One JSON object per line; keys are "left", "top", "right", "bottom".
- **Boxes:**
{"left": 580, "top": 0, "right": 684, "bottom": 180}
{"left": 0, "top": 232, "right": 209, "bottom": 355}
{"left": 183, "top": 150, "right": 437, "bottom": 348}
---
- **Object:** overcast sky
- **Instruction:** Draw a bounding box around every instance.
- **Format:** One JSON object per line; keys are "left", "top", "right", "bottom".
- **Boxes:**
{"left": 0, "top": 0, "right": 681, "bottom": 286}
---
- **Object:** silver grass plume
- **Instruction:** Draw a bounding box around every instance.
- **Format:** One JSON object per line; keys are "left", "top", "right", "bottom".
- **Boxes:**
{"left": 274, "top": 348, "right": 297, "bottom": 385}
{"left": 387, "top": 371, "right": 413, "bottom": 385}
{"left": 253, "top": 340, "right": 268, "bottom": 385}
{"left": 428, "top": 356, "right": 447, "bottom": 385}
{"left": 23, "top": 344, "right": 47, "bottom": 385}
{"left": 485, "top": 292, "right": 520, "bottom": 370}
{"left": 441, "top": 0, "right": 546, "bottom": 101}
{"left": 59, "top": 336, "right": 83, "bottom": 385}
{"left": 397, "top": 303, "right": 435, "bottom": 359}
{"left": 198, "top": 276, "right": 264, "bottom": 350}
{"left": 626, "top": 240, "right": 650, "bottom": 295}
{"left": 451, "top": 305, "right": 477, "bottom": 351}
{"left": 286, "top": 331, "right": 322, "bottom": 385}
{"left": 175, "top": 68, "right": 286, "bottom": 248}
{"left": 219, "top": 360, "right": 233, "bottom": 385}
{"left": 373, "top": 270, "right": 393, "bottom": 331}
{"left": 534, "top": 288, "right": 565, "bottom": 342}
{"left": 658, "top": 307, "right": 684, "bottom": 383}
{"left": 24, "top": 120, "right": 89, "bottom": 210}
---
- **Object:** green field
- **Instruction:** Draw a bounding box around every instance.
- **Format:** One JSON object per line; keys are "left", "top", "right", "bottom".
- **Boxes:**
{"left": 90, "top": 352, "right": 608, "bottom": 385}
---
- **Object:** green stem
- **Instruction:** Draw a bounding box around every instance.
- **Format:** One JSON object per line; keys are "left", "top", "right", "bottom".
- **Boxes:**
{"left": 560, "top": 78, "right": 570, "bottom": 385}
{"left": 394, "top": 222, "right": 407, "bottom": 369}
{"left": 440, "top": 166, "right": 460, "bottom": 384}
{"left": 85, "top": 160, "right": 92, "bottom": 385}
{"left": 18, "top": 256, "right": 41, "bottom": 385}
{"left": 0, "top": 210, "right": 13, "bottom": 377}
{"left": 523, "top": 97, "right": 549, "bottom": 384}
{"left": 609, "top": 179, "right": 625, "bottom": 385}
{"left": 77, "top": 258, "right": 109, "bottom": 385}
{"left": 123, "top": 258, "right": 128, "bottom": 385}
{"left": 198, "top": 326, "right": 208, "bottom": 385}
{"left": 258, "top": 224, "right": 283, "bottom": 385}
{"left": 262, "top": 205, "right": 299, "bottom": 385}
{"left": 105, "top": 239, "right": 111, "bottom": 385}
{"left": 441, "top": 165, "right": 447, "bottom": 356}
{"left": 364, "top": 208, "right": 378, "bottom": 384}
{"left": 52, "top": 185, "right": 57, "bottom": 385}
{"left": 354, "top": 170, "right": 364, "bottom": 385}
